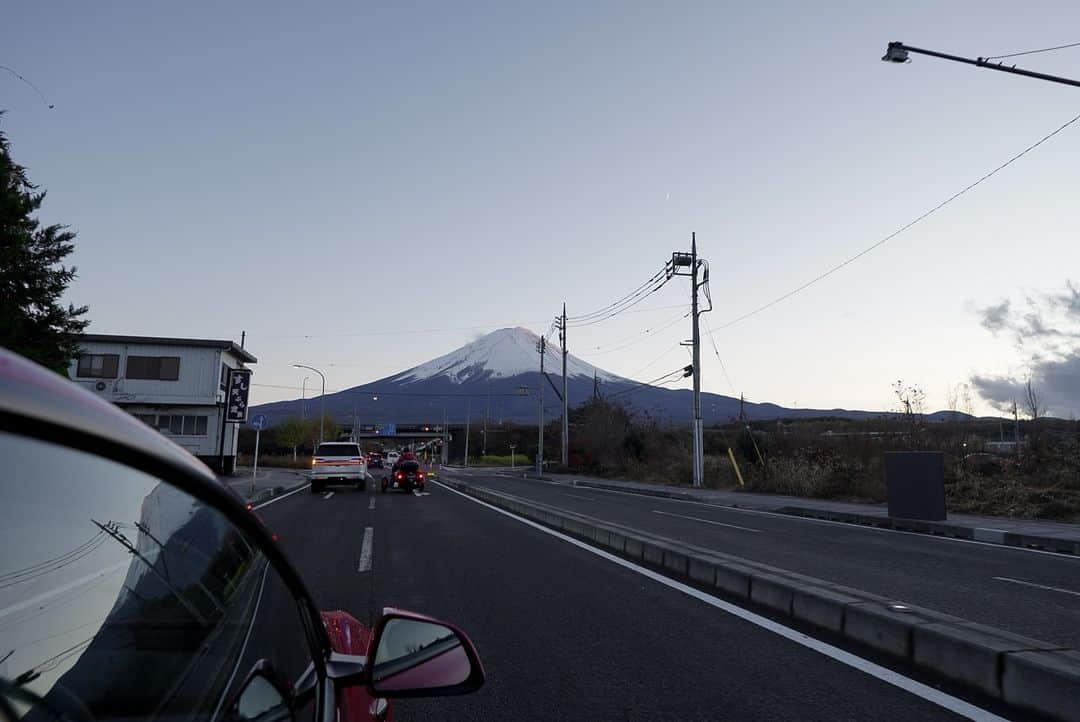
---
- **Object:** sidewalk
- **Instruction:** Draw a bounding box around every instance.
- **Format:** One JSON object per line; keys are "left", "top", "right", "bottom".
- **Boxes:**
{"left": 218, "top": 466, "right": 310, "bottom": 503}
{"left": 531, "top": 470, "right": 1080, "bottom": 555}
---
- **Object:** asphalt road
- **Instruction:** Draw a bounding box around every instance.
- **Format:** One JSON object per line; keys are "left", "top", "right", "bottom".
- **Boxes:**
{"left": 254, "top": 481, "right": 1014, "bottom": 721}
{"left": 449, "top": 468, "right": 1080, "bottom": 649}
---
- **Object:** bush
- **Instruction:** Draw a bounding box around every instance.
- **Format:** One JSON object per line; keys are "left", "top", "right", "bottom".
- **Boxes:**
{"left": 465, "top": 454, "right": 530, "bottom": 466}
{"left": 238, "top": 454, "right": 311, "bottom": 470}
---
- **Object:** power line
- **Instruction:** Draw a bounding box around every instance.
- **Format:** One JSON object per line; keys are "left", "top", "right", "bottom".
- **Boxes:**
{"left": 565, "top": 266, "right": 668, "bottom": 322}
{"left": 0, "top": 65, "right": 54, "bottom": 109}
{"left": 566, "top": 277, "right": 672, "bottom": 328}
{"left": 712, "top": 109, "right": 1080, "bottom": 332}
{"left": 608, "top": 366, "right": 690, "bottom": 399}
{"left": 984, "top": 40, "right": 1080, "bottom": 60}
{"left": 578, "top": 311, "right": 689, "bottom": 356}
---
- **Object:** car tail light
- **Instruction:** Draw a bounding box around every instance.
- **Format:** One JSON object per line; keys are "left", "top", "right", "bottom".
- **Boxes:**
{"left": 395, "top": 471, "right": 404, "bottom": 480}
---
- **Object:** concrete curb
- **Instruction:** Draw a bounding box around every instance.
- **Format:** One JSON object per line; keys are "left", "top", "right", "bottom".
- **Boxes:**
{"left": 441, "top": 478, "right": 1080, "bottom": 722}
{"left": 558, "top": 478, "right": 1079, "bottom": 556}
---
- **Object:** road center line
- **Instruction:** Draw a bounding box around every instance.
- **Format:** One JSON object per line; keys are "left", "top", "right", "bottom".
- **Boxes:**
{"left": 357, "top": 527, "right": 374, "bottom": 572}
{"left": 993, "top": 576, "right": 1080, "bottom": 597}
{"left": 558, "top": 492, "right": 598, "bottom": 501}
{"left": 369, "top": 497, "right": 376, "bottom": 510}
{"left": 652, "top": 509, "right": 761, "bottom": 533}
{"left": 323, "top": 491, "right": 334, "bottom": 500}
{"left": 433, "top": 480, "right": 1007, "bottom": 722}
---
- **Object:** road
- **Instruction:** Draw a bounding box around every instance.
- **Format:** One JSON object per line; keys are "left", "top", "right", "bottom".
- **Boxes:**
{"left": 254, "top": 478, "right": 1018, "bottom": 721}
{"left": 449, "top": 468, "right": 1080, "bottom": 649}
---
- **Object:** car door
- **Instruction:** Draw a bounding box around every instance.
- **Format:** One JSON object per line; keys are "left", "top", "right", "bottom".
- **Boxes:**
{"left": 0, "top": 427, "right": 335, "bottom": 722}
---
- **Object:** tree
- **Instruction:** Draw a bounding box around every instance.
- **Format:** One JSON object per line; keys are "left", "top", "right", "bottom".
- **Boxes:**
{"left": 0, "top": 119, "right": 88, "bottom": 371}
{"left": 1025, "top": 377, "right": 1043, "bottom": 454}
{"left": 274, "top": 417, "right": 310, "bottom": 460}
{"left": 306, "top": 414, "right": 340, "bottom": 447}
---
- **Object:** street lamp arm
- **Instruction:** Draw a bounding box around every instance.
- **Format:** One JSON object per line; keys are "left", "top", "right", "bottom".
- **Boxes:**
{"left": 293, "top": 363, "right": 327, "bottom": 444}
{"left": 883, "top": 41, "right": 1080, "bottom": 89}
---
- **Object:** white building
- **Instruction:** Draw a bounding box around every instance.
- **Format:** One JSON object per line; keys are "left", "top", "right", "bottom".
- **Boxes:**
{"left": 67, "top": 334, "right": 257, "bottom": 473}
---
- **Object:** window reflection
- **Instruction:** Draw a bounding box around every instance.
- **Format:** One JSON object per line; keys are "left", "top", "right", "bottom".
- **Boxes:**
{"left": 0, "top": 432, "right": 312, "bottom": 721}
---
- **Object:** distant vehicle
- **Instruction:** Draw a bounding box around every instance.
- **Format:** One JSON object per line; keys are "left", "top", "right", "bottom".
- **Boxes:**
{"left": 383, "top": 460, "right": 426, "bottom": 494}
{"left": 385, "top": 450, "right": 401, "bottom": 468}
{"left": 368, "top": 451, "right": 385, "bottom": 469}
{"left": 311, "top": 441, "right": 367, "bottom": 493}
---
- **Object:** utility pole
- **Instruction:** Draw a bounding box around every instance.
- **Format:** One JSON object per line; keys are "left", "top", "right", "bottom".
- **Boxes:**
{"left": 669, "top": 233, "right": 710, "bottom": 487}
{"left": 483, "top": 383, "right": 490, "bottom": 456}
{"left": 690, "top": 233, "right": 703, "bottom": 488}
{"left": 442, "top": 407, "right": 448, "bottom": 465}
{"left": 561, "top": 302, "right": 568, "bottom": 467}
{"left": 537, "top": 336, "right": 546, "bottom": 476}
{"left": 464, "top": 399, "right": 471, "bottom": 468}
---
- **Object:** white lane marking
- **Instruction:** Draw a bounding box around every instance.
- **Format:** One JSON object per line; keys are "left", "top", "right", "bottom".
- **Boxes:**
{"left": 369, "top": 497, "right": 376, "bottom": 510}
{"left": 652, "top": 509, "right": 761, "bottom": 533}
{"left": 558, "top": 492, "right": 598, "bottom": 501}
{"left": 322, "top": 491, "right": 334, "bottom": 500}
{"left": 357, "top": 527, "right": 374, "bottom": 572}
{"left": 569, "top": 484, "right": 1080, "bottom": 561}
{"left": 252, "top": 483, "right": 311, "bottom": 510}
{"left": 993, "top": 576, "right": 1080, "bottom": 597}
{"left": 433, "top": 481, "right": 1009, "bottom": 722}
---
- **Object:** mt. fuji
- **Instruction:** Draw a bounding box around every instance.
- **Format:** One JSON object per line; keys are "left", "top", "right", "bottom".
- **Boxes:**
{"left": 250, "top": 327, "right": 878, "bottom": 426}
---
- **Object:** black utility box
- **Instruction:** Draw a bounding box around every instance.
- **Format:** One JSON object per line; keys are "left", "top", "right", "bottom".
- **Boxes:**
{"left": 884, "top": 451, "right": 946, "bottom": 521}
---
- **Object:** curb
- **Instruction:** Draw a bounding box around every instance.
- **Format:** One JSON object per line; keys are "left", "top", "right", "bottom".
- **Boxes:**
{"left": 561, "top": 478, "right": 1080, "bottom": 556}
{"left": 441, "top": 478, "right": 1080, "bottom": 722}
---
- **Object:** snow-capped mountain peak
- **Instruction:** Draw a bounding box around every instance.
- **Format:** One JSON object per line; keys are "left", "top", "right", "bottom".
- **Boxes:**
{"left": 390, "top": 327, "right": 622, "bottom": 385}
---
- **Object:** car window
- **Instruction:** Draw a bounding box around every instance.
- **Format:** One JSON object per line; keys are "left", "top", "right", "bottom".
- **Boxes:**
{"left": 315, "top": 444, "right": 361, "bottom": 457}
{"left": 0, "top": 431, "right": 317, "bottom": 722}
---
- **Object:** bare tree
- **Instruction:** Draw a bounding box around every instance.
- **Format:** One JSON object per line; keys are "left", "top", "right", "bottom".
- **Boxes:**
{"left": 1024, "top": 377, "right": 1042, "bottom": 455}
{"left": 1024, "top": 377, "right": 1042, "bottom": 421}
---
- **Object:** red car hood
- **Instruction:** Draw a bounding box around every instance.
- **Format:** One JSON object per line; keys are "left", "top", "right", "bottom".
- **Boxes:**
{"left": 321, "top": 611, "right": 390, "bottom": 722}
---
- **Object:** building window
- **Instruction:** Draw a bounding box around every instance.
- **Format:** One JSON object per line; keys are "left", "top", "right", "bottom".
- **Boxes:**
{"left": 76, "top": 354, "right": 119, "bottom": 379}
{"left": 220, "top": 363, "right": 230, "bottom": 391}
{"left": 154, "top": 414, "right": 209, "bottom": 436}
{"left": 133, "top": 413, "right": 156, "bottom": 426}
{"left": 126, "top": 356, "right": 181, "bottom": 381}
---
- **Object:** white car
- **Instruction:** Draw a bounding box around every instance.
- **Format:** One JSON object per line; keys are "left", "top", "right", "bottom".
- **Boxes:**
{"left": 310, "top": 441, "right": 367, "bottom": 493}
{"left": 385, "top": 450, "right": 401, "bottom": 468}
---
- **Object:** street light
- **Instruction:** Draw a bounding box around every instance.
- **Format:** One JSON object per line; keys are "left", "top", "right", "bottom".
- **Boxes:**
{"left": 293, "top": 364, "right": 326, "bottom": 444}
{"left": 881, "top": 41, "right": 1080, "bottom": 89}
{"left": 300, "top": 376, "right": 310, "bottom": 420}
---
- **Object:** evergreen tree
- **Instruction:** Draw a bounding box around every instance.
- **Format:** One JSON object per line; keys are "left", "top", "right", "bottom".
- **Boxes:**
{"left": 0, "top": 120, "right": 88, "bottom": 372}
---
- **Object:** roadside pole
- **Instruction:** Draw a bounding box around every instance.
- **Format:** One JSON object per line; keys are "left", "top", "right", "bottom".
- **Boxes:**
{"left": 510, "top": 443, "right": 516, "bottom": 469}
{"left": 537, "top": 337, "right": 546, "bottom": 476}
{"left": 464, "top": 399, "right": 471, "bottom": 468}
{"left": 560, "top": 303, "right": 568, "bottom": 467}
{"left": 250, "top": 413, "right": 267, "bottom": 495}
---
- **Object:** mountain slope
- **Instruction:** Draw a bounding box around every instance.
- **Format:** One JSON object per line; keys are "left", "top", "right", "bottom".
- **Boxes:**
{"left": 251, "top": 327, "right": 882, "bottom": 426}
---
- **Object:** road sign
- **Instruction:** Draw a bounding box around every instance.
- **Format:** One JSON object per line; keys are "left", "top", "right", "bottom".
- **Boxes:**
{"left": 251, "top": 414, "right": 268, "bottom": 430}
{"left": 225, "top": 369, "right": 253, "bottom": 422}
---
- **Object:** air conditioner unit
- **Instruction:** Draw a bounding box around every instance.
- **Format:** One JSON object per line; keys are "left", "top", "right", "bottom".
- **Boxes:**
{"left": 95, "top": 381, "right": 108, "bottom": 392}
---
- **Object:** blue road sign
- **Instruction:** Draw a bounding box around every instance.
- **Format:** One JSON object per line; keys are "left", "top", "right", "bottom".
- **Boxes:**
{"left": 251, "top": 414, "right": 268, "bottom": 430}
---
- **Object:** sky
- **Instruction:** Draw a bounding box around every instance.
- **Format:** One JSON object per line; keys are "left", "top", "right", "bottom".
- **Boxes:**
{"left": 5, "top": 1, "right": 1080, "bottom": 415}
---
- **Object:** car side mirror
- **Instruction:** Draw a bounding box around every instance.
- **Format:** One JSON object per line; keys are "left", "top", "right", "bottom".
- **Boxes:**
{"left": 367, "top": 608, "right": 485, "bottom": 698}
{"left": 228, "top": 660, "right": 294, "bottom": 722}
